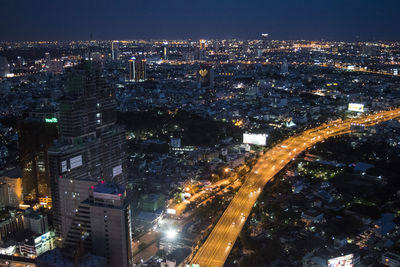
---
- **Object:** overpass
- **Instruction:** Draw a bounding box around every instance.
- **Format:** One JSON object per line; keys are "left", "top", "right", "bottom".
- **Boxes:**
{"left": 190, "top": 108, "right": 400, "bottom": 267}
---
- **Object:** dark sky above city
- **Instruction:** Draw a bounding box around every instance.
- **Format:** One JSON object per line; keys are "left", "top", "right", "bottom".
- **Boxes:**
{"left": 1, "top": 0, "right": 399, "bottom": 41}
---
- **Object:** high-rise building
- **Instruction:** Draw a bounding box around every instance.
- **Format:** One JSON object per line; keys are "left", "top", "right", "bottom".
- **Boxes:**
{"left": 48, "top": 61, "right": 128, "bottom": 263}
{"left": 163, "top": 42, "right": 168, "bottom": 60}
{"left": 18, "top": 120, "right": 58, "bottom": 201}
{"left": 198, "top": 66, "right": 214, "bottom": 88}
{"left": 261, "top": 33, "right": 269, "bottom": 49}
{"left": 111, "top": 41, "right": 120, "bottom": 60}
{"left": 128, "top": 59, "right": 135, "bottom": 81}
{"left": 87, "top": 182, "right": 132, "bottom": 266}
{"left": 59, "top": 182, "right": 132, "bottom": 266}
{"left": 128, "top": 57, "right": 147, "bottom": 82}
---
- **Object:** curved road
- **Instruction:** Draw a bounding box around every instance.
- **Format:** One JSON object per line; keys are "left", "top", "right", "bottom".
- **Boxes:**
{"left": 190, "top": 108, "right": 400, "bottom": 267}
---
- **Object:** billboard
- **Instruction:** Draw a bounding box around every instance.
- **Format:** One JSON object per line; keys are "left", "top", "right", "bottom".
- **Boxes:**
{"left": 328, "top": 254, "right": 354, "bottom": 267}
{"left": 113, "top": 165, "right": 122, "bottom": 177}
{"left": 61, "top": 160, "right": 67, "bottom": 173}
{"left": 243, "top": 133, "right": 268, "bottom": 146}
{"left": 348, "top": 103, "right": 364, "bottom": 113}
{"left": 166, "top": 208, "right": 176, "bottom": 215}
{"left": 70, "top": 155, "right": 82, "bottom": 169}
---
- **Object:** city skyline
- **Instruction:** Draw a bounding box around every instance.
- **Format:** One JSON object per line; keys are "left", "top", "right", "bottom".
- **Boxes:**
{"left": 1, "top": 3, "right": 400, "bottom": 265}
{"left": 1, "top": 0, "right": 400, "bottom": 41}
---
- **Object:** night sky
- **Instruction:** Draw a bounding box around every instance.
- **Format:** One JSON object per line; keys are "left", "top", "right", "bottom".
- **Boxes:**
{"left": 1, "top": 0, "right": 399, "bottom": 41}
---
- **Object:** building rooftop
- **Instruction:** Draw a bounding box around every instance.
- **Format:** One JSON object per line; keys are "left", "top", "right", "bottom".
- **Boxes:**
{"left": 93, "top": 182, "right": 125, "bottom": 195}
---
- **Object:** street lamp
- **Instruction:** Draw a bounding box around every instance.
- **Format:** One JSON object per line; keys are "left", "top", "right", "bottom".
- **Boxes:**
{"left": 166, "top": 229, "right": 177, "bottom": 240}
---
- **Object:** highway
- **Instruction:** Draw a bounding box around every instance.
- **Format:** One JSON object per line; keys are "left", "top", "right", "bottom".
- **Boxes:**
{"left": 190, "top": 108, "right": 400, "bottom": 267}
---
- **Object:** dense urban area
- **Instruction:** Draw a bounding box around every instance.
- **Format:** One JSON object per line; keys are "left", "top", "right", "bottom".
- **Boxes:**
{"left": 0, "top": 38, "right": 400, "bottom": 267}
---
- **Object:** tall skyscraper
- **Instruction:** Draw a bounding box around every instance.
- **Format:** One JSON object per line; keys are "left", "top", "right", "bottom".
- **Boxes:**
{"left": 111, "top": 41, "right": 120, "bottom": 60}
{"left": 163, "top": 42, "right": 168, "bottom": 60}
{"left": 48, "top": 61, "right": 129, "bottom": 265}
{"left": 128, "top": 57, "right": 147, "bottom": 82}
{"left": 128, "top": 59, "right": 135, "bottom": 81}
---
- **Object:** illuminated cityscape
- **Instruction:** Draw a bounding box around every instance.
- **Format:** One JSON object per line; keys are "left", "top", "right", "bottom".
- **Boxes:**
{"left": 1, "top": 1, "right": 400, "bottom": 267}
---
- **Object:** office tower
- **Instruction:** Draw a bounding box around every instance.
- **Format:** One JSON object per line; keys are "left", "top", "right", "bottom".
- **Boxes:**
{"left": 135, "top": 58, "right": 146, "bottom": 82}
{"left": 61, "top": 182, "right": 132, "bottom": 266}
{"left": 0, "top": 56, "right": 9, "bottom": 78}
{"left": 198, "top": 66, "right": 214, "bottom": 88}
{"left": 48, "top": 62, "right": 128, "bottom": 261}
{"left": 18, "top": 120, "right": 58, "bottom": 201}
{"left": 261, "top": 33, "right": 269, "bottom": 49}
{"left": 128, "top": 57, "right": 147, "bottom": 82}
{"left": 111, "top": 41, "right": 120, "bottom": 60}
{"left": 87, "top": 182, "right": 132, "bottom": 266}
{"left": 281, "top": 58, "right": 289, "bottom": 74}
{"left": 128, "top": 58, "right": 135, "bottom": 81}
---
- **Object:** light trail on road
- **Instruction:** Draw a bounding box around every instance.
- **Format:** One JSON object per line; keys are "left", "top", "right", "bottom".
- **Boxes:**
{"left": 190, "top": 108, "right": 400, "bottom": 267}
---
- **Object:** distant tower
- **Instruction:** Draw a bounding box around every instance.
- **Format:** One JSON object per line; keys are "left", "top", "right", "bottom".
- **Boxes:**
{"left": 0, "top": 56, "right": 10, "bottom": 78}
{"left": 199, "top": 39, "right": 206, "bottom": 50}
{"left": 261, "top": 33, "right": 269, "bottom": 49}
{"left": 135, "top": 58, "right": 147, "bottom": 82}
{"left": 280, "top": 58, "right": 289, "bottom": 74}
{"left": 128, "top": 58, "right": 135, "bottom": 81}
{"left": 198, "top": 66, "right": 214, "bottom": 88}
{"left": 163, "top": 42, "right": 168, "bottom": 60}
{"left": 111, "top": 41, "right": 120, "bottom": 60}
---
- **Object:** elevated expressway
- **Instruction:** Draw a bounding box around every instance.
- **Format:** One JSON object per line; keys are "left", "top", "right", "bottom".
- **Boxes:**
{"left": 190, "top": 108, "right": 400, "bottom": 267}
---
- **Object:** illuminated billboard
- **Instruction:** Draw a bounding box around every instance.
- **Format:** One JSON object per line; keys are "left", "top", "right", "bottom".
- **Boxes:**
{"left": 348, "top": 103, "right": 364, "bottom": 113}
{"left": 166, "top": 208, "right": 176, "bottom": 215}
{"left": 243, "top": 133, "right": 268, "bottom": 146}
{"left": 44, "top": 117, "right": 58, "bottom": 123}
{"left": 113, "top": 165, "right": 122, "bottom": 177}
{"left": 70, "top": 155, "right": 82, "bottom": 169}
{"left": 328, "top": 254, "right": 354, "bottom": 267}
